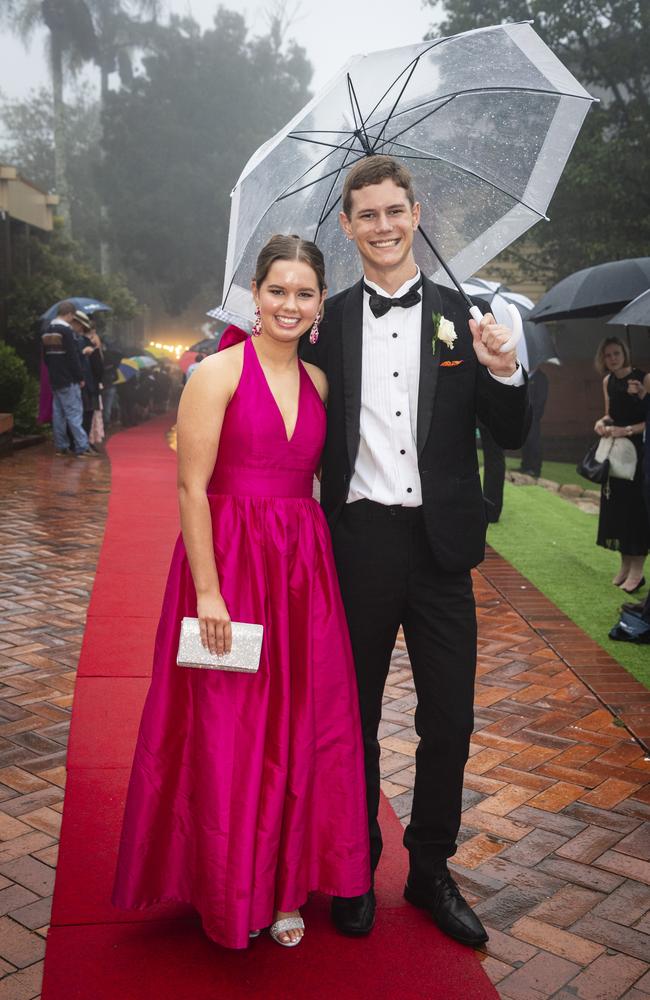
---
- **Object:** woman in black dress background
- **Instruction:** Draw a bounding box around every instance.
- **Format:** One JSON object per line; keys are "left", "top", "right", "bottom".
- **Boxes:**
{"left": 594, "top": 336, "right": 648, "bottom": 593}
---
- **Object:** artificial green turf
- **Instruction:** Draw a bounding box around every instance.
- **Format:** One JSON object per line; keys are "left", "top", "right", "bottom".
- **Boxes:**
{"left": 504, "top": 456, "right": 587, "bottom": 488}
{"left": 486, "top": 481, "right": 650, "bottom": 690}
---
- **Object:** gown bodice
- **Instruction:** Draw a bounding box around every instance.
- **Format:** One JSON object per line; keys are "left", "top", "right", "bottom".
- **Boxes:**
{"left": 208, "top": 337, "right": 326, "bottom": 499}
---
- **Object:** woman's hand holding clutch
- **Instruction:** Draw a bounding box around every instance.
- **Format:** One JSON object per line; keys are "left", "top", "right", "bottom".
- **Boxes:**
{"left": 196, "top": 592, "right": 232, "bottom": 655}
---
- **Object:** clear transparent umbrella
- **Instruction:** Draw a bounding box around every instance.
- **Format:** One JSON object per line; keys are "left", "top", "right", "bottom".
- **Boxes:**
{"left": 210, "top": 21, "right": 594, "bottom": 330}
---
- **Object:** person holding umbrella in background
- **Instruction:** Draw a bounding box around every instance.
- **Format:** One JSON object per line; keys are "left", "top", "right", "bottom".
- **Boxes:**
{"left": 593, "top": 336, "right": 648, "bottom": 593}
{"left": 608, "top": 365, "right": 650, "bottom": 639}
{"left": 84, "top": 319, "right": 107, "bottom": 447}
{"left": 71, "top": 310, "right": 104, "bottom": 447}
{"left": 41, "top": 301, "right": 98, "bottom": 458}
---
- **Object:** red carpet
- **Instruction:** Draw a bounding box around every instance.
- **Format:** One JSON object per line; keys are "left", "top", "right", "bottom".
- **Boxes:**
{"left": 42, "top": 413, "right": 497, "bottom": 1000}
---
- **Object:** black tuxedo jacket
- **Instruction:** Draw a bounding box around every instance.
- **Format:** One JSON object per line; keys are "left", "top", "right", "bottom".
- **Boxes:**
{"left": 301, "top": 275, "right": 531, "bottom": 572}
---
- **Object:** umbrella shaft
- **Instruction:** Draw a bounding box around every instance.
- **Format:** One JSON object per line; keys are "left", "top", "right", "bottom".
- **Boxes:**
{"left": 418, "top": 225, "right": 475, "bottom": 312}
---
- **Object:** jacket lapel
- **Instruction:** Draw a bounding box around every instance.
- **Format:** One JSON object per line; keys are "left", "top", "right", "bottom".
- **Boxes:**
{"left": 341, "top": 279, "right": 364, "bottom": 472}
{"left": 417, "top": 277, "right": 444, "bottom": 456}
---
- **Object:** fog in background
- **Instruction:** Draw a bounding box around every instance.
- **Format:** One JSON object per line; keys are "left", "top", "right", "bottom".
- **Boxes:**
{"left": 0, "top": 0, "right": 440, "bottom": 103}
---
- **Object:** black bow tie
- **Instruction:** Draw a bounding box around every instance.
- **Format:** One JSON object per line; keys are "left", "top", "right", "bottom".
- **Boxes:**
{"left": 364, "top": 275, "right": 423, "bottom": 319}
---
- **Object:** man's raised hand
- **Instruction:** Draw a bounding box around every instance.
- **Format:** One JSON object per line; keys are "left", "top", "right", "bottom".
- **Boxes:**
{"left": 469, "top": 312, "right": 518, "bottom": 377}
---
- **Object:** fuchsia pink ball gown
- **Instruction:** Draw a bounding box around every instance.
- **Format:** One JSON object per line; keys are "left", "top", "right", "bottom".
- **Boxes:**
{"left": 112, "top": 336, "right": 371, "bottom": 949}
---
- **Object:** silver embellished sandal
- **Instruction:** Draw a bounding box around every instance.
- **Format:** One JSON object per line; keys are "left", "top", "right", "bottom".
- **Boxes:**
{"left": 269, "top": 915, "right": 305, "bottom": 947}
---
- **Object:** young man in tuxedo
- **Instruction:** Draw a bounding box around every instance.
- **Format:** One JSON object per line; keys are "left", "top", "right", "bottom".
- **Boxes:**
{"left": 301, "top": 155, "right": 530, "bottom": 946}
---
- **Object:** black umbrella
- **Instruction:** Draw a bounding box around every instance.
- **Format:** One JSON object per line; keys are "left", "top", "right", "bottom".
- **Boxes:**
{"left": 608, "top": 288, "right": 650, "bottom": 329}
{"left": 528, "top": 258, "right": 650, "bottom": 323}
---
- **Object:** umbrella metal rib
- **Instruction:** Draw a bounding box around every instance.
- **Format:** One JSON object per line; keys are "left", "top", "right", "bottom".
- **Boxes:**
{"left": 315, "top": 139, "right": 359, "bottom": 235}
{"left": 347, "top": 76, "right": 373, "bottom": 154}
{"left": 288, "top": 85, "right": 593, "bottom": 149}
{"left": 282, "top": 78, "right": 593, "bottom": 218}
{"left": 370, "top": 57, "right": 422, "bottom": 151}
{"left": 312, "top": 132, "right": 550, "bottom": 239}
{"left": 367, "top": 138, "right": 550, "bottom": 220}
{"left": 216, "top": 22, "right": 594, "bottom": 325}
{"left": 236, "top": 76, "right": 577, "bottom": 304}
{"left": 358, "top": 31, "right": 454, "bottom": 127}
{"left": 325, "top": 20, "right": 543, "bottom": 136}
{"left": 279, "top": 137, "right": 548, "bottom": 225}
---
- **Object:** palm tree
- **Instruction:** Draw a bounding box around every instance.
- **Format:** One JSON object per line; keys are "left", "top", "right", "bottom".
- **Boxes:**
{"left": 1, "top": 0, "right": 97, "bottom": 232}
{"left": 2, "top": 0, "right": 162, "bottom": 249}
{"left": 86, "top": 0, "right": 162, "bottom": 103}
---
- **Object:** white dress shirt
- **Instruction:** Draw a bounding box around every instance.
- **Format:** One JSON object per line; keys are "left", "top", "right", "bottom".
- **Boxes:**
{"left": 347, "top": 270, "right": 524, "bottom": 508}
{"left": 348, "top": 271, "right": 424, "bottom": 506}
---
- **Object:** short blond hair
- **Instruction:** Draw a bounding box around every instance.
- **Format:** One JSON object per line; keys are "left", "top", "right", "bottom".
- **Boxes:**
{"left": 594, "top": 336, "right": 630, "bottom": 376}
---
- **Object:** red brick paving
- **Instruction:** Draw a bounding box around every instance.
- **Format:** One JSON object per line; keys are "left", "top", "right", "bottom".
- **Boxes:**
{"left": 384, "top": 565, "right": 650, "bottom": 997}
{"left": 0, "top": 443, "right": 109, "bottom": 1000}
{"left": 1, "top": 435, "right": 649, "bottom": 999}
{"left": 481, "top": 548, "right": 650, "bottom": 748}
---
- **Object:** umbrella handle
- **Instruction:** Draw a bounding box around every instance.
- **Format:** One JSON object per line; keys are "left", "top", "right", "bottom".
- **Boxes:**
{"left": 469, "top": 303, "right": 523, "bottom": 355}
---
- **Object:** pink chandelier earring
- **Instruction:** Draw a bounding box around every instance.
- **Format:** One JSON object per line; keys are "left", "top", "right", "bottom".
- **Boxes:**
{"left": 252, "top": 306, "right": 262, "bottom": 337}
{"left": 310, "top": 312, "right": 321, "bottom": 345}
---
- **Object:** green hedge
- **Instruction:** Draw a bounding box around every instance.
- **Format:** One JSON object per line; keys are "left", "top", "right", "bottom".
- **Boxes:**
{"left": 14, "top": 375, "right": 40, "bottom": 435}
{"left": 0, "top": 341, "right": 28, "bottom": 412}
{"left": 0, "top": 341, "right": 41, "bottom": 435}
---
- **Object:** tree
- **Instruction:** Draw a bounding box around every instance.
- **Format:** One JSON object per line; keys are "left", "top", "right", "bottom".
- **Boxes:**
{"left": 423, "top": 0, "right": 650, "bottom": 281}
{"left": 99, "top": 9, "right": 313, "bottom": 313}
{"left": 5, "top": 221, "right": 138, "bottom": 371}
{"left": 85, "top": 0, "right": 162, "bottom": 101}
{"left": 1, "top": 0, "right": 98, "bottom": 231}
{"left": 1, "top": 0, "right": 163, "bottom": 249}
{"left": 0, "top": 88, "right": 103, "bottom": 259}
{"left": 85, "top": 0, "right": 164, "bottom": 274}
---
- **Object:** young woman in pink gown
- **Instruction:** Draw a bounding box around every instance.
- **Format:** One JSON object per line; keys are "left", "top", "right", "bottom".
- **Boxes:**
{"left": 112, "top": 236, "right": 371, "bottom": 949}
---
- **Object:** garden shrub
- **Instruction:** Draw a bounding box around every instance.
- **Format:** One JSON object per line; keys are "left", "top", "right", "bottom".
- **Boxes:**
{"left": 14, "top": 375, "right": 40, "bottom": 435}
{"left": 0, "top": 341, "right": 28, "bottom": 413}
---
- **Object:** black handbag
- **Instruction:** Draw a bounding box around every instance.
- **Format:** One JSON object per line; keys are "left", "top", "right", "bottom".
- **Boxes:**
{"left": 577, "top": 440, "right": 609, "bottom": 484}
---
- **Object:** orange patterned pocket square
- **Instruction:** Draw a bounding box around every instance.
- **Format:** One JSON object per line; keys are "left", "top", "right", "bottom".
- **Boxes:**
{"left": 440, "top": 359, "right": 464, "bottom": 368}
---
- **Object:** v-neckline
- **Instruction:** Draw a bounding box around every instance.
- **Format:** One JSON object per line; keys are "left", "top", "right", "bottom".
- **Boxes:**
{"left": 249, "top": 338, "right": 303, "bottom": 444}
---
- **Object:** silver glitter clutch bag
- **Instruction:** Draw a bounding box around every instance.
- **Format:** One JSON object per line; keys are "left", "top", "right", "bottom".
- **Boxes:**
{"left": 177, "top": 617, "right": 262, "bottom": 673}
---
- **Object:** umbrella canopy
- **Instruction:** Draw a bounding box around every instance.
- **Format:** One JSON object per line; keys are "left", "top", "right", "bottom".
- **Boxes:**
{"left": 608, "top": 288, "right": 650, "bottom": 328}
{"left": 41, "top": 297, "right": 112, "bottom": 323}
{"left": 117, "top": 361, "right": 138, "bottom": 381}
{"left": 190, "top": 337, "right": 219, "bottom": 354}
{"left": 127, "top": 355, "right": 158, "bottom": 369}
{"left": 528, "top": 258, "right": 650, "bottom": 323}
{"left": 146, "top": 346, "right": 177, "bottom": 361}
{"left": 179, "top": 350, "right": 199, "bottom": 374}
{"left": 462, "top": 278, "right": 559, "bottom": 370}
{"left": 210, "top": 22, "right": 593, "bottom": 327}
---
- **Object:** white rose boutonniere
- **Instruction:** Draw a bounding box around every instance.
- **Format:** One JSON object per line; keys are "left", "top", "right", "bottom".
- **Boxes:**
{"left": 432, "top": 313, "right": 457, "bottom": 353}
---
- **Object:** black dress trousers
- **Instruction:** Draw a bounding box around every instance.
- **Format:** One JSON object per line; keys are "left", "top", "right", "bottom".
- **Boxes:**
{"left": 332, "top": 499, "right": 477, "bottom": 881}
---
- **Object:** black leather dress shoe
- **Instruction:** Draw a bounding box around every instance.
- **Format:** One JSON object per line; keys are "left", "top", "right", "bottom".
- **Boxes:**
{"left": 331, "top": 888, "right": 376, "bottom": 935}
{"left": 404, "top": 872, "right": 488, "bottom": 946}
